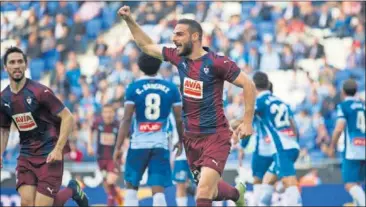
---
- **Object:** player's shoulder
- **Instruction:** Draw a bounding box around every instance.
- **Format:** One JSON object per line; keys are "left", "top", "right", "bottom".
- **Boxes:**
{"left": 27, "top": 79, "right": 52, "bottom": 94}
{"left": 0, "top": 86, "right": 11, "bottom": 99}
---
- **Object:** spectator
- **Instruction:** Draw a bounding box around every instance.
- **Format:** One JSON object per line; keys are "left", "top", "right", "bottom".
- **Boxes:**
{"left": 23, "top": 14, "right": 39, "bottom": 39}
{"left": 195, "top": 2, "right": 208, "bottom": 22}
{"left": 317, "top": 3, "right": 333, "bottom": 28}
{"left": 94, "top": 36, "right": 109, "bottom": 57}
{"left": 108, "top": 61, "right": 134, "bottom": 86}
{"left": 13, "top": 8, "right": 27, "bottom": 36}
{"left": 353, "top": 23, "right": 365, "bottom": 45}
{"left": 50, "top": 61, "right": 70, "bottom": 97}
{"left": 280, "top": 44, "right": 295, "bottom": 70}
{"left": 57, "top": 1, "right": 73, "bottom": 17}
{"left": 56, "top": 26, "right": 73, "bottom": 61}
{"left": 40, "top": 29, "right": 56, "bottom": 53}
{"left": 39, "top": 14, "right": 53, "bottom": 31}
{"left": 241, "top": 20, "right": 259, "bottom": 44}
{"left": 1, "top": 16, "right": 14, "bottom": 41}
{"left": 226, "top": 15, "right": 244, "bottom": 42}
{"left": 346, "top": 41, "right": 364, "bottom": 69}
{"left": 26, "top": 32, "right": 42, "bottom": 59}
{"left": 66, "top": 51, "right": 82, "bottom": 95}
{"left": 54, "top": 14, "right": 68, "bottom": 40}
{"left": 260, "top": 42, "right": 280, "bottom": 71}
{"left": 283, "top": 1, "right": 301, "bottom": 20}
{"left": 332, "top": 10, "right": 351, "bottom": 37}
{"left": 245, "top": 46, "right": 261, "bottom": 71}
{"left": 77, "top": 1, "right": 103, "bottom": 22}
{"left": 306, "top": 38, "right": 325, "bottom": 59}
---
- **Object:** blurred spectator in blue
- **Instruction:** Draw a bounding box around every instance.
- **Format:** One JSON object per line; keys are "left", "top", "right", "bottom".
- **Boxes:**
{"left": 26, "top": 32, "right": 42, "bottom": 59}
{"left": 346, "top": 41, "right": 364, "bottom": 69}
{"left": 260, "top": 39, "right": 280, "bottom": 71}
{"left": 39, "top": 14, "right": 53, "bottom": 31}
{"left": 317, "top": 3, "right": 333, "bottom": 28}
{"left": 230, "top": 41, "right": 245, "bottom": 65}
{"left": 275, "top": 18, "right": 288, "bottom": 44}
{"left": 205, "top": 1, "right": 224, "bottom": 22}
{"left": 56, "top": 26, "right": 73, "bottom": 62}
{"left": 258, "top": 2, "right": 273, "bottom": 21}
{"left": 152, "top": 2, "right": 166, "bottom": 23}
{"left": 179, "top": 1, "right": 196, "bottom": 14}
{"left": 34, "top": 1, "right": 49, "bottom": 20}
{"left": 66, "top": 51, "right": 82, "bottom": 96}
{"left": 13, "top": 8, "right": 27, "bottom": 37}
{"left": 71, "top": 13, "right": 86, "bottom": 52}
{"left": 23, "top": 9, "right": 38, "bottom": 39}
{"left": 241, "top": 20, "right": 259, "bottom": 44}
{"left": 65, "top": 93, "right": 78, "bottom": 113}
{"left": 303, "top": 4, "right": 318, "bottom": 27}
{"left": 50, "top": 61, "right": 70, "bottom": 97}
{"left": 280, "top": 44, "right": 295, "bottom": 70}
{"left": 54, "top": 14, "right": 68, "bottom": 40}
{"left": 1, "top": 16, "right": 14, "bottom": 41}
{"left": 57, "top": 1, "right": 73, "bottom": 18}
{"left": 353, "top": 24, "right": 365, "bottom": 45}
{"left": 306, "top": 38, "right": 325, "bottom": 59}
{"left": 283, "top": 1, "right": 301, "bottom": 21}
{"left": 94, "top": 36, "right": 108, "bottom": 57}
{"left": 332, "top": 10, "right": 351, "bottom": 38}
{"left": 295, "top": 109, "right": 317, "bottom": 150}
{"left": 108, "top": 61, "right": 133, "bottom": 87}
{"left": 40, "top": 29, "right": 56, "bottom": 53}
{"left": 195, "top": 2, "right": 208, "bottom": 22}
{"left": 245, "top": 46, "right": 261, "bottom": 71}
{"left": 227, "top": 15, "right": 244, "bottom": 42}
{"left": 292, "top": 37, "right": 307, "bottom": 60}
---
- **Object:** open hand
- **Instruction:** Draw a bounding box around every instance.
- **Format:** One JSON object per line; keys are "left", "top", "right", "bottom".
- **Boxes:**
{"left": 46, "top": 148, "right": 63, "bottom": 163}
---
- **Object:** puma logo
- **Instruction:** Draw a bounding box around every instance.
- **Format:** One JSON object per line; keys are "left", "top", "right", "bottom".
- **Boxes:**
{"left": 224, "top": 60, "right": 229, "bottom": 63}
{"left": 47, "top": 187, "right": 54, "bottom": 195}
{"left": 212, "top": 159, "right": 219, "bottom": 166}
{"left": 4, "top": 103, "right": 10, "bottom": 108}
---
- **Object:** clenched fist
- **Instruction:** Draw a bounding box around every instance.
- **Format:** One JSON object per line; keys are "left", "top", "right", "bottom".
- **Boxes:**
{"left": 118, "top": 6, "right": 132, "bottom": 20}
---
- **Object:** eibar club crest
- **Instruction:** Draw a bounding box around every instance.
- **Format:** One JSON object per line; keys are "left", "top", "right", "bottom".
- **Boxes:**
{"left": 203, "top": 67, "right": 209, "bottom": 74}
{"left": 26, "top": 97, "right": 32, "bottom": 105}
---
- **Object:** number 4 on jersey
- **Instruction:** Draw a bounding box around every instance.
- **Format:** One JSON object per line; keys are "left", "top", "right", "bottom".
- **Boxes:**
{"left": 356, "top": 111, "right": 365, "bottom": 133}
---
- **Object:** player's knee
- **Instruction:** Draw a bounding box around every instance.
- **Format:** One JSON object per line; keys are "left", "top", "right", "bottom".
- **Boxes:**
{"left": 282, "top": 176, "right": 298, "bottom": 187}
{"left": 106, "top": 173, "right": 118, "bottom": 185}
{"left": 197, "top": 183, "right": 215, "bottom": 199}
{"left": 152, "top": 186, "right": 164, "bottom": 194}
{"left": 126, "top": 182, "right": 138, "bottom": 190}
{"left": 253, "top": 177, "right": 262, "bottom": 184}
{"left": 21, "top": 197, "right": 34, "bottom": 206}
{"left": 345, "top": 183, "right": 357, "bottom": 191}
{"left": 176, "top": 183, "right": 187, "bottom": 197}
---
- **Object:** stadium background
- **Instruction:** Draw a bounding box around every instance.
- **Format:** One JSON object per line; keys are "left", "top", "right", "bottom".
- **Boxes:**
{"left": 0, "top": 1, "right": 365, "bottom": 206}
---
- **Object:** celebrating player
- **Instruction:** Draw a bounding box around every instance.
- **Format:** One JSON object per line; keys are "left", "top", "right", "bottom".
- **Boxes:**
{"left": 0, "top": 47, "right": 88, "bottom": 207}
{"left": 87, "top": 104, "right": 123, "bottom": 206}
{"left": 328, "top": 79, "right": 365, "bottom": 207}
{"left": 252, "top": 72, "right": 302, "bottom": 206}
{"left": 117, "top": 5, "right": 256, "bottom": 206}
{"left": 113, "top": 53, "right": 184, "bottom": 206}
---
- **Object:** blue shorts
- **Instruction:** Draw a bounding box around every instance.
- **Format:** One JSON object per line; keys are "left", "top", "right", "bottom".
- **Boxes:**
{"left": 342, "top": 159, "right": 366, "bottom": 183}
{"left": 268, "top": 149, "right": 299, "bottom": 178}
{"left": 124, "top": 148, "right": 172, "bottom": 188}
{"left": 252, "top": 153, "right": 273, "bottom": 180}
{"left": 172, "top": 160, "right": 193, "bottom": 183}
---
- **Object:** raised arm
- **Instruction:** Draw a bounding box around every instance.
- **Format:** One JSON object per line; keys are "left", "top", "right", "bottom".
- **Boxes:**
{"left": 118, "top": 6, "right": 163, "bottom": 60}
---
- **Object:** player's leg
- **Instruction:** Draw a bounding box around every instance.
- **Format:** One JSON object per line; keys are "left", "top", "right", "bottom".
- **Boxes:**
{"left": 251, "top": 154, "right": 273, "bottom": 206}
{"left": 173, "top": 160, "right": 190, "bottom": 206}
{"left": 106, "top": 172, "right": 121, "bottom": 206}
{"left": 277, "top": 149, "right": 302, "bottom": 206}
{"left": 148, "top": 148, "right": 172, "bottom": 206}
{"left": 197, "top": 131, "right": 243, "bottom": 206}
{"left": 258, "top": 166, "right": 277, "bottom": 206}
{"left": 124, "top": 148, "right": 149, "bottom": 206}
{"left": 18, "top": 185, "right": 37, "bottom": 206}
{"left": 342, "top": 159, "right": 365, "bottom": 206}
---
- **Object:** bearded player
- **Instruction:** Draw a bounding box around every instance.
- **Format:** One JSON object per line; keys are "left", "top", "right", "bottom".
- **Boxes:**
{"left": 87, "top": 104, "right": 123, "bottom": 206}
{"left": 117, "top": 6, "right": 256, "bottom": 207}
{"left": 0, "top": 47, "right": 89, "bottom": 207}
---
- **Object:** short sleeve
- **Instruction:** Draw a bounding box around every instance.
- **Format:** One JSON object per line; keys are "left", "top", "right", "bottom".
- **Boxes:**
{"left": 124, "top": 84, "right": 136, "bottom": 105}
{"left": 162, "top": 47, "right": 181, "bottom": 66}
{"left": 255, "top": 99, "right": 265, "bottom": 116}
{"left": 171, "top": 85, "right": 182, "bottom": 106}
{"left": 214, "top": 56, "right": 241, "bottom": 83}
{"left": 336, "top": 104, "right": 345, "bottom": 120}
{"left": 39, "top": 88, "right": 65, "bottom": 115}
{"left": 0, "top": 108, "right": 12, "bottom": 129}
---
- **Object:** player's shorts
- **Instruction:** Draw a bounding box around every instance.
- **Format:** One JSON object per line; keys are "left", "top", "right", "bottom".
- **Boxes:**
{"left": 183, "top": 129, "right": 232, "bottom": 184}
{"left": 16, "top": 156, "right": 63, "bottom": 198}
{"left": 124, "top": 148, "right": 172, "bottom": 188}
{"left": 97, "top": 159, "right": 120, "bottom": 177}
{"left": 252, "top": 153, "right": 273, "bottom": 180}
{"left": 341, "top": 159, "right": 366, "bottom": 183}
{"left": 173, "top": 160, "right": 194, "bottom": 183}
{"left": 268, "top": 149, "right": 299, "bottom": 178}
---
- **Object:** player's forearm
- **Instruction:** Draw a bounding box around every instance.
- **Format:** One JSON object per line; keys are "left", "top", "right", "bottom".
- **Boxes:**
{"left": 0, "top": 128, "right": 10, "bottom": 155}
{"left": 124, "top": 16, "right": 155, "bottom": 50}
{"left": 116, "top": 119, "right": 132, "bottom": 150}
{"left": 330, "top": 130, "right": 342, "bottom": 149}
{"left": 55, "top": 114, "right": 74, "bottom": 151}
{"left": 175, "top": 118, "right": 184, "bottom": 142}
{"left": 241, "top": 81, "right": 256, "bottom": 124}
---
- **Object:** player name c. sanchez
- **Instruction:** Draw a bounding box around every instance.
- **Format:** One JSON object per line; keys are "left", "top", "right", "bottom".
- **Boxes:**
{"left": 136, "top": 83, "right": 171, "bottom": 95}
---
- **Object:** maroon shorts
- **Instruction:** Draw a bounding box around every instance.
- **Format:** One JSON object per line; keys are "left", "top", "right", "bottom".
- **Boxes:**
{"left": 183, "top": 129, "right": 232, "bottom": 183}
{"left": 97, "top": 159, "right": 120, "bottom": 177}
{"left": 16, "top": 156, "right": 63, "bottom": 198}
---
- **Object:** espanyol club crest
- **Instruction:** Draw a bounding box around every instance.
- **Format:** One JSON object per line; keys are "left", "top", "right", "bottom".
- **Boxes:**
{"left": 204, "top": 67, "right": 209, "bottom": 74}
{"left": 26, "top": 97, "right": 32, "bottom": 105}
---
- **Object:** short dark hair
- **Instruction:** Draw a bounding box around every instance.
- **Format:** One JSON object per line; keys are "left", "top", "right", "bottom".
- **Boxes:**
{"left": 103, "top": 103, "right": 114, "bottom": 109}
{"left": 268, "top": 81, "right": 273, "bottom": 93}
{"left": 3, "top": 46, "right": 27, "bottom": 66}
{"left": 137, "top": 52, "right": 162, "bottom": 75}
{"left": 177, "top": 18, "right": 203, "bottom": 41}
{"left": 253, "top": 71, "right": 269, "bottom": 90}
{"left": 343, "top": 79, "right": 358, "bottom": 96}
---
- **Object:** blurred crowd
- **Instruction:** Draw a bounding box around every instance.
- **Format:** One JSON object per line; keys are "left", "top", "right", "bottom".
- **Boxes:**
{"left": 1, "top": 1, "right": 365, "bottom": 166}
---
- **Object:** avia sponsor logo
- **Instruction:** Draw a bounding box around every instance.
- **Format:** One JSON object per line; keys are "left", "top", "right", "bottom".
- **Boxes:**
{"left": 139, "top": 122, "right": 162, "bottom": 132}
{"left": 100, "top": 133, "right": 116, "bottom": 146}
{"left": 353, "top": 138, "right": 365, "bottom": 146}
{"left": 183, "top": 77, "right": 203, "bottom": 99}
{"left": 12, "top": 112, "right": 37, "bottom": 131}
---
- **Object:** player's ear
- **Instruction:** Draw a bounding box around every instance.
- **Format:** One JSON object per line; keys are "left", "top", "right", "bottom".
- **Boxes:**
{"left": 192, "top": 32, "right": 199, "bottom": 42}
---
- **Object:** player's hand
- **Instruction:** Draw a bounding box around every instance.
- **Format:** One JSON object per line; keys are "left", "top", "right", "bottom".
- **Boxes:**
{"left": 118, "top": 6, "right": 132, "bottom": 20}
{"left": 87, "top": 145, "right": 95, "bottom": 156}
{"left": 46, "top": 148, "right": 63, "bottom": 163}
{"left": 233, "top": 122, "right": 253, "bottom": 144}
{"left": 113, "top": 149, "right": 123, "bottom": 167}
{"left": 173, "top": 141, "right": 183, "bottom": 157}
{"left": 326, "top": 145, "right": 335, "bottom": 158}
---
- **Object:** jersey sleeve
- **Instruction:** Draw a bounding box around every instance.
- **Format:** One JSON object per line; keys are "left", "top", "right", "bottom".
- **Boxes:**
{"left": 255, "top": 99, "right": 265, "bottom": 116}
{"left": 162, "top": 47, "right": 181, "bottom": 66}
{"left": 124, "top": 84, "right": 136, "bottom": 105}
{"left": 171, "top": 84, "right": 182, "bottom": 106}
{"left": 336, "top": 104, "right": 346, "bottom": 120}
{"left": 0, "top": 108, "right": 12, "bottom": 128}
{"left": 39, "top": 87, "right": 65, "bottom": 115}
{"left": 214, "top": 56, "right": 241, "bottom": 83}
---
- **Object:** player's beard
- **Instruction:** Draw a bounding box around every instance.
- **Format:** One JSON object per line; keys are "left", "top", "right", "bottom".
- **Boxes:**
{"left": 179, "top": 41, "right": 193, "bottom": 57}
{"left": 10, "top": 71, "right": 24, "bottom": 83}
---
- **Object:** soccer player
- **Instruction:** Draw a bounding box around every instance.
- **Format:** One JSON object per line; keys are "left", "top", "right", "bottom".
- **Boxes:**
{"left": 328, "top": 79, "right": 365, "bottom": 206}
{"left": 87, "top": 104, "right": 123, "bottom": 206}
{"left": 117, "top": 5, "right": 256, "bottom": 206}
{"left": 0, "top": 47, "right": 88, "bottom": 207}
{"left": 252, "top": 72, "right": 302, "bottom": 206}
{"left": 113, "top": 53, "right": 184, "bottom": 206}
